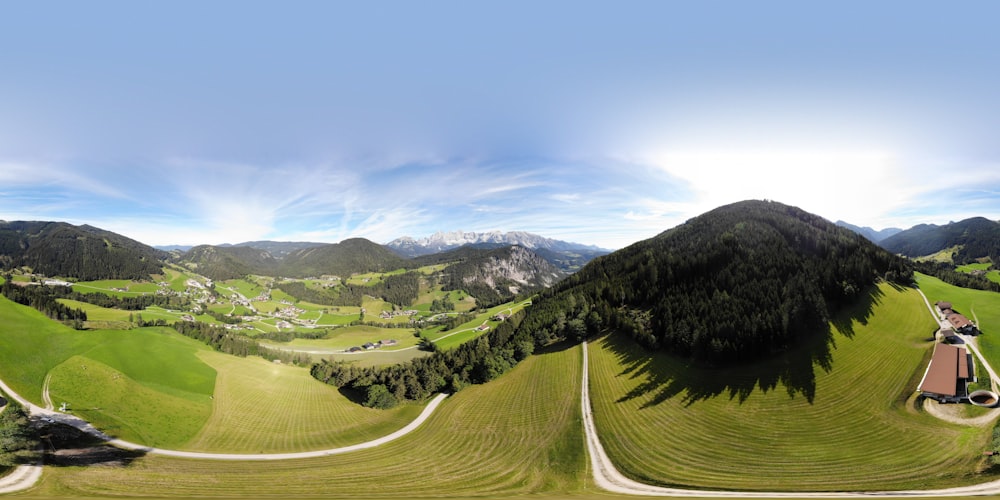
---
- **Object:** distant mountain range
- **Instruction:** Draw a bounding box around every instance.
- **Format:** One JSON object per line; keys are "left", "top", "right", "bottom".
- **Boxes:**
{"left": 878, "top": 217, "right": 1000, "bottom": 263}
{"left": 386, "top": 230, "right": 608, "bottom": 256}
{"left": 387, "top": 230, "right": 609, "bottom": 272}
{"left": 834, "top": 221, "right": 902, "bottom": 243}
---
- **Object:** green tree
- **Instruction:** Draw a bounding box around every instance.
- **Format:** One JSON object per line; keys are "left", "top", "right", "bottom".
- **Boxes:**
{"left": 0, "top": 400, "right": 38, "bottom": 466}
{"left": 363, "top": 384, "right": 399, "bottom": 409}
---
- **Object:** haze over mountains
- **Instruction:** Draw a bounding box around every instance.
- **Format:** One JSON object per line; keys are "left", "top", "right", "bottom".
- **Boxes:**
{"left": 834, "top": 221, "right": 902, "bottom": 243}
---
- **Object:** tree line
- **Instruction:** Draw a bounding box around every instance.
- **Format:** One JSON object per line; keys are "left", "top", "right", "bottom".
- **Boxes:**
{"left": 0, "top": 281, "right": 88, "bottom": 325}
{"left": 171, "top": 321, "right": 312, "bottom": 365}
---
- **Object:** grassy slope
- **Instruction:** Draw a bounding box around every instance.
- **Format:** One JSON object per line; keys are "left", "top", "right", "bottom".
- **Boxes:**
{"left": 916, "top": 272, "right": 1000, "bottom": 374}
{"left": 589, "top": 282, "right": 989, "bottom": 491}
{"left": 955, "top": 262, "right": 1000, "bottom": 284}
{"left": 0, "top": 296, "right": 424, "bottom": 454}
{"left": 35, "top": 343, "right": 586, "bottom": 498}
{"left": 183, "top": 351, "right": 422, "bottom": 453}
{"left": 48, "top": 355, "right": 213, "bottom": 448}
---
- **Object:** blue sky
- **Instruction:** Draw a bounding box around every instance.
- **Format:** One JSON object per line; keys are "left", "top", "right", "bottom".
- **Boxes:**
{"left": 2, "top": 1, "right": 999, "bottom": 249}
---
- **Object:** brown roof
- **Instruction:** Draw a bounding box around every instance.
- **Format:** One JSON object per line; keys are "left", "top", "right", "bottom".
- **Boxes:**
{"left": 947, "top": 313, "right": 973, "bottom": 329}
{"left": 936, "top": 301, "right": 953, "bottom": 310}
{"left": 919, "top": 344, "right": 971, "bottom": 397}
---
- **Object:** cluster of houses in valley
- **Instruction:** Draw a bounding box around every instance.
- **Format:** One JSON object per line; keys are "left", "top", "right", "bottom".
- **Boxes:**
{"left": 345, "top": 339, "right": 398, "bottom": 352}
{"left": 379, "top": 309, "right": 419, "bottom": 320}
{"left": 917, "top": 301, "right": 985, "bottom": 404}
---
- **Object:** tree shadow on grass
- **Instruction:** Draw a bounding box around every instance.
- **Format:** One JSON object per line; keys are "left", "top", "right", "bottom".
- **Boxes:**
{"left": 41, "top": 422, "right": 147, "bottom": 468}
{"left": 602, "top": 285, "right": 888, "bottom": 407}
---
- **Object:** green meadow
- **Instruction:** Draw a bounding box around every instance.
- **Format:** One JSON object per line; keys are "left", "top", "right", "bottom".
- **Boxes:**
{"left": 183, "top": 352, "right": 422, "bottom": 453}
{"left": 0, "top": 295, "right": 425, "bottom": 452}
{"left": 31, "top": 342, "right": 587, "bottom": 498}
{"left": 916, "top": 272, "right": 1000, "bottom": 370}
{"left": 588, "top": 282, "right": 990, "bottom": 491}
{"left": 956, "top": 262, "right": 1000, "bottom": 284}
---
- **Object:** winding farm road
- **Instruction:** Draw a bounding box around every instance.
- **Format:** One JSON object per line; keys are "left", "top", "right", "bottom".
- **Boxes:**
{"left": 0, "top": 374, "right": 447, "bottom": 493}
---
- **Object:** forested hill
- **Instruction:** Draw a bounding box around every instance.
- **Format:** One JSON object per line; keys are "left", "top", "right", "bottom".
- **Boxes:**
{"left": 0, "top": 221, "right": 165, "bottom": 280}
{"left": 179, "top": 238, "right": 410, "bottom": 279}
{"left": 181, "top": 245, "right": 279, "bottom": 281}
{"left": 518, "top": 200, "right": 914, "bottom": 365}
{"left": 879, "top": 217, "right": 1000, "bottom": 263}
{"left": 277, "top": 238, "right": 410, "bottom": 278}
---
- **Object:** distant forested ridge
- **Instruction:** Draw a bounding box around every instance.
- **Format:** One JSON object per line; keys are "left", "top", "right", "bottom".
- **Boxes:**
{"left": 0, "top": 221, "right": 165, "bottom": 280}
{"left": 879, "top": 217, "right": 1000, "bottom": 263}
{"left": 181, "top": 245, "right": 278, "bottom": 281}
{"left": 276, "top": 271, "right": 421, "bottom": 307}
{"left": 520, "top": 200, "right": 914, "bottom": 365}
{"left": 179, "top": 238, "right": 410, "bottom": 280}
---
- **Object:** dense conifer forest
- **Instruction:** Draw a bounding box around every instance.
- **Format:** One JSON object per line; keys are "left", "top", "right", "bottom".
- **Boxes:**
{"left": 0, "top": 221, "right": 164, "bottom": 280}
{"left": 521, "top": 200, "right": 914, "bottom": 365}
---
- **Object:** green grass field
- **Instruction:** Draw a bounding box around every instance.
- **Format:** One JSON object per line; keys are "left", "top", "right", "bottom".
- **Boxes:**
{"left": 915, "top": 245, "right": 962, "bottom": 263}
{"left": 588, "top": 282, "right": 990, "bottom": 491}
{"left": 31, "top": 342, "right": 587, "bottom": 498}
{"left": 265, "top": 325, "right": 418, "bottom": 352}
{"left": 0, "top": 295, "right": 428, "bottom": 454}
{"left": 916, "top": 272, "right": 1000, "bottom": 373}
{"left": 182, "top": 351, "right": 423, "bottom": 453}
{"left": 956, "top": 262, "right": 1000, "bottom": 284}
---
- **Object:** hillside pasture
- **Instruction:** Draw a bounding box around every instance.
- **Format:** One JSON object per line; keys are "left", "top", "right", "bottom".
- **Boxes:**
{"left": 430, "top": 300, "right": 532, "bottom": 351}
{"left": 71, "top": 279, "right": 160, "bottom": 297}
{"left": 956, "top": 262, "right": 1000, "bottom": 284}
{"left": 48, "top": 355, "right": 213, "bottom": 448}
{"left": 588, "top": 283, "right": 988, "bottom": 491}
{"left": 916, "top": 273, "right": 1000, "bottom": 373}
{"left": 33, "top": 342, "right": 586, "bottom": 498}
{"left": 915, "top": 245, "right": 962, "bottom": 263}
{"left": 182, "top": 351, "right": 423, "bottom": 453}
{"left": 264, "top": 325, "right": 418, "bottom": 352}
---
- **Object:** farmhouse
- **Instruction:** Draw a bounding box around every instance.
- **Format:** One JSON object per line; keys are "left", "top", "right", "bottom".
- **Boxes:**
{"left": 918, "top": 343, "right": 974, "bottom": 403}
{"left": 946, "top": 313, "right": 979, "bottom": 335}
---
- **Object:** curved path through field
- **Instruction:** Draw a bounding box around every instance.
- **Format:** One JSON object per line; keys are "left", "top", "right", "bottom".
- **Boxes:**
{"left": 581, "top": 339, "right": 1000, "bottom": 497}
{"left": 0, "top": 375, "right": 446, "bottom": 493}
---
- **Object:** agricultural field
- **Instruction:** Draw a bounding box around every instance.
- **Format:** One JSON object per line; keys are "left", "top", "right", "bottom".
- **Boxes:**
{"left": 262, "top": 325, "right": 419, "bottom": 352}
{"left": 29, "top": 342, "right": 587, "bottom": 498}
{"left": 181, "top": 352, "right": 422, "bottom": 453}
{"left": 915, "top": 245, "right": 962, "bottom": 263}
{"left": 0, "top": 295, "right": 425, "bottom": 453}
{"left": 956, "top": 262, "right": 1000, "bottom": 284}
{"left": 588, "top": 282, "right": 990, "bottom": 491}
{"left": 70, "top": 279, "right": 160, "bottom": 297}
